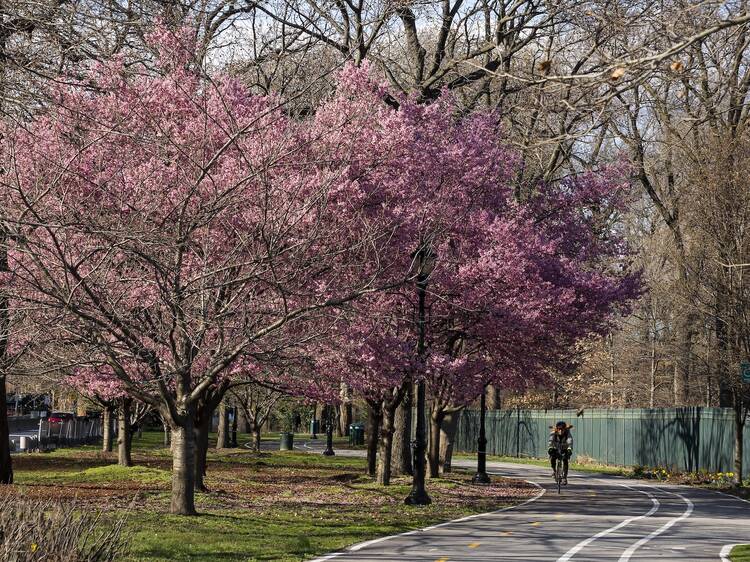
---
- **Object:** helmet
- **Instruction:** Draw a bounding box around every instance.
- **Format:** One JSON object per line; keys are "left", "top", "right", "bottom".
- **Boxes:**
{"left": 555, "top": 420, "right": 566, "bottom": 429}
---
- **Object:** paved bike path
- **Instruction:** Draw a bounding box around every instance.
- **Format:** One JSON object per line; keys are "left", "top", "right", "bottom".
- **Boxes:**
{"left": 292, "top": 442, "right": 750, "bottom": 561}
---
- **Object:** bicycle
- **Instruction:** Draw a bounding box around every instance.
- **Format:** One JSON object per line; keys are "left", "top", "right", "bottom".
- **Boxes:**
{"left": 552, "top": 446, "right": 568, "bottom": 494}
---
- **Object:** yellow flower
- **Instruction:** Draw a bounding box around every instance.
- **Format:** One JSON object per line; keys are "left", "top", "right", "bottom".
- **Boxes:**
{"left": 31, "top": 543, "right": 38, "bottom": 553}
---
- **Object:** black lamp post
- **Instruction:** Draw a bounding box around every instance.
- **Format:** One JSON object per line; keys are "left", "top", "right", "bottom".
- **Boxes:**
{"left": 405, "top": 245, "right": 434, "bottom": 506}
{"left": 472, "top": 384, "right": 491, "bottom": 484}
{"left": 323, "top": 405, "right": 335, "bottom": 456}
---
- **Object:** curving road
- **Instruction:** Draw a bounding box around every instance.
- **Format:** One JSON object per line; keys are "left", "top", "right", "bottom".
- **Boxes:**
{"left": 280, "top": 440, "right": 750, "bottom": 562}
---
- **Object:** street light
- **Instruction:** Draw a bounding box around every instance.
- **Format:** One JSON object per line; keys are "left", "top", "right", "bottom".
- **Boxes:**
{"left": 472, "top": 383, "right": 491, "bottom": 484}
{"left": 405, "top": 244, "right": 435, "bottom": 506}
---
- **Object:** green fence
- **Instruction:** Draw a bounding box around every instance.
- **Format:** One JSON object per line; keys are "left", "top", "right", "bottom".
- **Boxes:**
{"left": 455, "top": 407, "right": 747, "bottom": 476}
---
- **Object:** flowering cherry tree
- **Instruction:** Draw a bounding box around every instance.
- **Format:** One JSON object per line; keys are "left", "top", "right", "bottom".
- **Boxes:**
{"left": 0, "top": 30, "right": 404, "bottom": 514}
{"left": 66, "top": 366, "right": 151, "bottom": 466}
{"left": 308, "top": 66, "right": 640, "bottom": 486}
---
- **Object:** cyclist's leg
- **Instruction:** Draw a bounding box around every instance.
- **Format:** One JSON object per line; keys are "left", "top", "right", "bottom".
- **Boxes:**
{"left": 563, "top": 451, "right": 570, "bottom": 481}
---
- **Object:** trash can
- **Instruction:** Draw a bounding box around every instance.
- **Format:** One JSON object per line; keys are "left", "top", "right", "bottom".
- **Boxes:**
{"left": 280, "top": 432, "right": 294, "bottom": 451}
{"left": 310, "top": 419, "right": 320, "bottom": 437}
{"left": 348, "top": 423, "right": 365, "bottom": 446}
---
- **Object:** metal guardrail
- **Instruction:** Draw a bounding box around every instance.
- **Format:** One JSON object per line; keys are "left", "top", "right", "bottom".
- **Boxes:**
{"left": 8, "top": 417, "right": 103, "bottom": 452}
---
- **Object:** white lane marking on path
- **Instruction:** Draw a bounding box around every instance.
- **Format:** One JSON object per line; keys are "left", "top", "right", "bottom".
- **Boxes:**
{"left": 618, "top": 486, "right": 694, "bottom": 562}
{"left": 556, "top": 484, "right": 659, "bottom": 562}
{"left": 307, "top": 478, "right": 546, "bottom": 562}
{"left": 716, "top": 491, "right": 750, "bottom": 506}
{"left": 720, "top": 543, "right": 740, "bottom": 562}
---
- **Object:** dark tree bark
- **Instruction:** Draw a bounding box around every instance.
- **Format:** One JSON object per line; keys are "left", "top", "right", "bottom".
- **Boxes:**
{"left": 0, "top": 375, "right": 13, "bottom": 484}
{"left": 339, "top": 402, "right": 351, "bottom": 436}
{"left": 102, "top": 406, "right": 114, "bottom": 453}
{"left": 376, "top": 406, "right": 396, "bottom": 485}
{"left": 193, "top": 383, "right": 229, "bottom": 491}
{"left": 366, "top": 402, "right": 382, "bottom": 478}
{"left": 733, "top": 393, "right": 747, "bottom": 487}
{"left": 716, "top": 291, "right": 733, "bottom": 407}
{"left": 194, "top": 409, "right": 211, "bottom": 492}
{"left": 392, "top": 391, "right": 412, "bottom": 476}
{"left": 117, "top": 398, "right": 133, "bottom": 467}
{"left": 231, "top": 406, "right": 238, "bottom": 448}
{"left": 0, "top": 224, "right": 13, "bottom": 485}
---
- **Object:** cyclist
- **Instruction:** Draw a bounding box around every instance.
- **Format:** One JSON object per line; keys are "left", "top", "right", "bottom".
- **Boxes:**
{"left": 548, "top": 421, "right": 573, "bottom": 485}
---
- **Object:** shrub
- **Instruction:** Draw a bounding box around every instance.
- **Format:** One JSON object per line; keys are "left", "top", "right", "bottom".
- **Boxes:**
{"left": 0, "top": 497, "right": 130, "bottom": 561}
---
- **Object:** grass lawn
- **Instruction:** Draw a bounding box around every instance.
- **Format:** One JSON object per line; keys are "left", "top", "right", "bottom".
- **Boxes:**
{"left": 7, "top": 432, "right": 534, "bottom": 561}
{"left": 732, "top": 545, "right": 750, "bottom": 561}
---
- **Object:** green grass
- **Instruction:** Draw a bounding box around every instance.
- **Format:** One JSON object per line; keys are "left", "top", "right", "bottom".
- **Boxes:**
{"left": 732, "top": 545, "right": 750, "bottom": 562}
{"left": 126, "top": 482, "right": 501, "bottom": 562}
{"left": 11, "top": 431, "right": 533, "bottom": 562}
{"left": 18, "top": 463, "right": 171, "bottom": 485}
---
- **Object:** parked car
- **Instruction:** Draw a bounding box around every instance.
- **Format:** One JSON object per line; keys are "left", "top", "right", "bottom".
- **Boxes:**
{"left": 46, "top": 412, "right": 76, "bottom": 425}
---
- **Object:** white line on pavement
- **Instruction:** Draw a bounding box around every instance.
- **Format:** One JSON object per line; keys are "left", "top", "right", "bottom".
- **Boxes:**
{"left": 618, "top": 486, "right": 694, "bottom": 562}
{"left": 556, "top": 484, "right": 660, "bottom": 562}
{"left": 307, "top": 476, "right": 546, "bottom": 562}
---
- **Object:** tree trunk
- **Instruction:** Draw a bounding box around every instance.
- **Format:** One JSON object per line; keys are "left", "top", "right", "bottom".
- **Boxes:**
{"left": 486, "top": 385, "right": 500, "bottom": 410}
{"left": 339, "top": 403, "right": 352, "bottom": 436}
{"left": 608, "top": 332, "right": 616, "bottom": 406}
{"left": 253, "top": 424, "right": 261, "bottom": 452}
{"left": 346, "top": 403, "right": 353, "bottom": 435}
{"left": 117, "top": 398, "right": 133, "bottom": 467}
{"left": 674, "top": 312, "right": 695, "bottom": 405}
{"left": 163, "top": 417, "right": 171, "bottom": 447}
{"left": 366, "top": 403, "right": 381, "bottom": 478}
{"left": 428, "top": 407, "right": 444, "bottom": 478}
{"left": 734, "top": 397, "right": 746, "bottom": 487}
{"left": 439, "top": 410, "right": 459, "bottom": 474}
{"left": 0, "top": 375, "right": 13, "bottom": 484}
{"left": 315, "top": 403, "right": 324, "bottom": 433}
{"left": 333, "top": 405, "right": 342, "bottom": 437}
{"left": 171, "top": 422, "right": 197, "bottom": 515}
{"left": 649, "top": 338, "right": 657, "bottom": 408}
{"left": 0, "top": 224, "right": 13, "bottom": 484}
{"left": 216, "top": 400, "right": 229, "bottom": 449}
{"left": 393, "top": 392, "right": 412, "bottom": 476}
{"left": 716, "top": 292, "right": 733, "bottom": 407}
{"left": 231, "top": 406, "right": 238, "bottom": 448}
{"left": 376, "top": 403, "right": 397, "bottom": 485}
{"left": 194, "top": 412, "right": 211, "bottom": 492}
{"left": 237, "top": 408, "right": 249, "bottom": 434}
{"left": 102, "top": 406, "right": 113, "bottom": 453}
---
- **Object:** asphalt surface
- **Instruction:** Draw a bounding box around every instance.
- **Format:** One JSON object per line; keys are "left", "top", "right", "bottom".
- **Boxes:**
{"left": 263, "top": 438, "right": 750, "bottom": 561}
